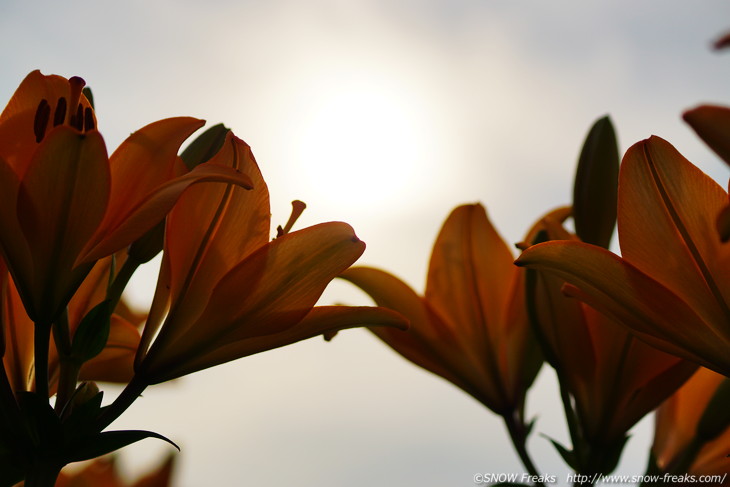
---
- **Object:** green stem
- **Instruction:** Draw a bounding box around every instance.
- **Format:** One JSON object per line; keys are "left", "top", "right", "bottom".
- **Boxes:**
{"left": 52, "top": 309, "right": 78, "bottom": 415}
{"left": 33, "top": 322, "right": 51, "bottom": 401}
{"left": 106, "top": 256, "right": 140, "bottom": 312}
{"left": 502, "top": 410, "right": 545, "bottom": 487}
{"left": 54, "top": 360, "right": 81, "bottom": 416}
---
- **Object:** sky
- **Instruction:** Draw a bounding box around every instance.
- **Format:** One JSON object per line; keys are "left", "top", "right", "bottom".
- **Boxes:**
{"left": 2, "top": 1, "right": 730, "bottom": 486}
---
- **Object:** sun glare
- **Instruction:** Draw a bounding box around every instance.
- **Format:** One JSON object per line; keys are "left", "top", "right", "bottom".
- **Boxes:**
{"left": 292, "top": 82, "right": 427, "bottom": 213}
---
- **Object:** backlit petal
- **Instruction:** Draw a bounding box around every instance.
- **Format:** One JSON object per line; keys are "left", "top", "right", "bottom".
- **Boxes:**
{"left": 80, "top": 127, "right": 255, "bottom": 263}
{"left": 164, "top": 133, "right": 268, "bottom": 309}
{"left": 139, "top": 222, "right": 365, "bottom": 381}
{"left": 145, "top": 306, "right": 407, "bottom": 383}
{"left": 516, "top": 240, "right": 730, "bottom": 375}
{"left": 618, "top": 137, "right": 730, "bottom": 336}
{"left": 684, "top": 105, "right": 730, "bottom": 166}
{"left": 0, "top": 70, "right": 94, "bottom": 177}
{"left": 94, "top": 117, "right": 205, "bottom": 238}
{"left": 2, "top": 273, "right": 34, "bottom": 394}
{"left": 653, "top": 368, "right": 730, "bottom": 475}
{"left": 18, "top": 127, "right": 109, "bottom": 321}
{"left": 425, "top": 204, "right": 515, "bottom": 351}
{"left": 340, "top": 267, "right": 475, "bottom": 396}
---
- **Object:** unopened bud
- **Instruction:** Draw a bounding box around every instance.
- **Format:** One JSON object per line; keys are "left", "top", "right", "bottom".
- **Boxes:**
{"left": 72, "top": 381, "right": 100, "bottom": 408}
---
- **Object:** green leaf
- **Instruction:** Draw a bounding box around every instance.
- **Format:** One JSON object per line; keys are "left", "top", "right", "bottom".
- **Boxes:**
{"left": 70, "top": 300, "right": 112, "bottom": 363}
{"left": 180, "top": 123, "right": 230, "bottom": 170}
{"left": 572, "top": 115, "right": 619, "bottom": 248}
{"left": 543, "top": 434, "right": 579, "bottom": 471}
{"left": 66, "top": 429, "right": 179, "bottom": 464}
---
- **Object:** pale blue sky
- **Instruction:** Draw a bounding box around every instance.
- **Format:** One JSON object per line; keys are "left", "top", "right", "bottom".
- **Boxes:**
{"left": 2, "top": 1, "right": 729, "bottom": 485}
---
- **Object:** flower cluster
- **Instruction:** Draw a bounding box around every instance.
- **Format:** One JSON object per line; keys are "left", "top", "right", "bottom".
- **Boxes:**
{"left": 342, "top": 110, "right": 730, "bottom": 481}
{"left": 4, "top": 33, "right": 730, "bottom": 486}
{"left": 0, "top": 70, "right": 406, "bottom": 486}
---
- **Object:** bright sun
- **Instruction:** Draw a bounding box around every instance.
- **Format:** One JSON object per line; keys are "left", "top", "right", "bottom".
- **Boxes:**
{"left": 292, "top": 81, "right": 427, "bottom": 213}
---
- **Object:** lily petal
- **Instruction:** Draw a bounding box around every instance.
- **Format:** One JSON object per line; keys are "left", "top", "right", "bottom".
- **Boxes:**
{"left": 684, "top": 105, "right": 730, "bottom": 166}
{"left": 138, "top": 222, "right": 366, "bottom": 382}
{"left": 426, "top": 204, "right": 515, "bottom": 349}
{"left": 91, "top": 117, "right": 205, "bottom": 239}
{"left": 618, "top": 137, "right": 730, "bottom": 335}
{"left": 654, "top": 368, "right": 730, "bottom": 475}
{"left": 79, "top": 315, "right": 140, "bottom": 383}
{"left": 516, "top": 241, "right": 730, "bottom": 375}
{"left": 146, "top": 305, "right": 407, "bottom": 384}
{"left": 80, "top": 128, "right": 255, "bottom": 264}
{"left": 2, "top": 272, "right": 35, "bottom": 394}
{"left": 0, "top": 70, "right": 94, "bottom": 176}
{"left": 164, "top": 133, "right": 268, "bottom": 308}
{"left": 340, "top": 265, "right": 509, "bottom": 407}
{"left": 18, "top": 126, "right": 109, "bottom": 322}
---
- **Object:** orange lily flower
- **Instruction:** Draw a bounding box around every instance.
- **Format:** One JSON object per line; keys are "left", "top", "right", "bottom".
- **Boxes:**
{"left": 55, "top": 251, "right": 144, "bottom": 386}
{"left": 132, "top": 133, "right": 406, "bottom": 385}
{"left": 340, "top": 203, "right": 542, "bottom": 417}
{"left": 653, "top": 367, "right": 730, "bottom": 477}
{"left": 0, "top": 70, "right": 253, "bottom": 324}
{"left": 523, "top": 210, "right": 696, "bottom": 468}
{"left": 516, "top": 136, "right": 730, "bottom": 377}
{"left": 1, "top": 252, "right": 141, "bottom": 397}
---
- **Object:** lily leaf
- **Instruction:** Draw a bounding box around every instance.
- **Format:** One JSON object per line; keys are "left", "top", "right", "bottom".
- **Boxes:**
{"left": 70, "top": 300, "right": 112, "bottom": 363}
{"left": 572, "top": 116, "right": 619, "bottom": 248}
{"left": 543, "top": 434, "right": 579, "bottom": 471}
{"left": 66, "top": 429, "right": 179, "bottom": 464}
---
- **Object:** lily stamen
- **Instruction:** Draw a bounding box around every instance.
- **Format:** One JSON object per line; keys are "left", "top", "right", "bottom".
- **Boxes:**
{"left": 276, "top": 200, "right": 307, "bottom": 237}
{"left": 33, "top": 99, "right": 50, "bottom": 142}
{"left": 69, "top": 103, "right": 84, "bottom": 131}
{"left": 53, "top": 97, "right": 67, "bottom": 127}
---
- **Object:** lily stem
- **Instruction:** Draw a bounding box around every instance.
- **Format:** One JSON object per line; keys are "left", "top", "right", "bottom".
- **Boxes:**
{"left": 33, "top": 322, "right": 52, "bottom": 401}
{"left": 53, "top": 309, "right": 78, "bottom": 414}
{"left": 106, "top": 256, "right": 140, "bottom": 312}
{"left": 54, "top": 360, "right": 81, "bottom": 416}
{"left": 502, "top": 410, "right": 545, "bottom": 487}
